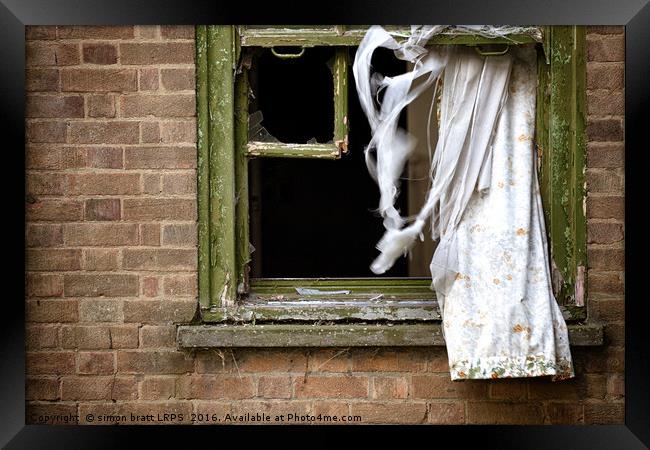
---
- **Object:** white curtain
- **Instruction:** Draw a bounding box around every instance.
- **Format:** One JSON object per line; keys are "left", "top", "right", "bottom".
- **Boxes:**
{"left": 353, "top": 26, "right": 574, "bottom": 380}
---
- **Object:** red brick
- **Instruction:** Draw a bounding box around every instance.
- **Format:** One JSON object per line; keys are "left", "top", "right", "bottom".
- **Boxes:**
{"left": 587, "top": 221, "right": 624, "bottom": 244}
{"left": 26, "top": 26, "right": 57, "bottom": 40}
{"left": 57, "top": 26, "right": 134, "bottom": 39}
{"left": 83, "top": 248, "right": 119, "bottom": 271}
{"left": 61, "top": 326, "right": 111, "bottom": 349}
{"left": 86, "top": 147, "right": 122, "bottom": 168}
{"left": 160, "top": 120, "right": 196, "bottom": 143}
{"left": 120, "top": 42, "right": 194, "bottom": 64}
{"left": 143, "top": 174, "right": 162, "bottom": 194}
{"left": 142, "top": 277, "right": 160, "bottom": 297}
{"left": 586, "top": 118, "right": 624, "bottom": 142}
{"left": 588, "top": 26, "right": 624, "bottom": 35}
{"left": 411, "top": 375, "right": 487, "bottom": 399}
{"left": 528, "top": 377, "right": 584, "bottom": 400}
{"left": 62, "top": 68, "right": 137, "bottom": 92}
{"left": 124, "top": 146, "right": 195, "bottom": 169}
{"left": 87, "top": 95, "right": 116, "bottom": 118}
{"left": 427, "top": 401, "right": 465, "bottom": 424}
{"left": 604, "top": 323, "right": 625, "bottom": 346}
{"left": 26, "top": 299, "right": 79, "bottom": 323}
{"left": 607, "top": 373, "right": 624, "bottom": 398}
{"left": 117, "top": 351, "right": 194, "bottom": 374}
{"left": 140, "top": 376, "right": 176, "bottom": 400}
{"left": 586, "top": 168, "right": 624, "bottom": 193}
{"left": 68, "top": 173, "right": 140, "bottom": 195}
{"left": 27, "top": 173, "right": 66, "bottom": 196}
{"left": 68, "top": 121, "right": 139, "bottom": 144}
{"left": 109, "top": 325, "right": 140, "bottom": 349}
{"left": 120, "top": 94, "right": 195, "bottom": 118}
{"left": 26, "top": 68, "right": 60, "bottom": 91}
{"left": 135, "top": 26, "right": 159, "bottom": 39}
{"left": 312, "top": 400, "right": 349, "bottom": 418}
{"left": 27, "top": 351, "right": 76, "bottom": 375}
{"left": 64, "top": 223, "right": 138, "bottom": 246}
{"left": 27, "top": 248, "right": 82, "bottom": 271}
{"left": 588, "top": 142, "right": 624, "bottom": 168}
{"left": 587, "top": 62, "right": 624, "bottom": 90}
{"left": 27, "top": 273, "right": 64, "bottom": 297}
{"left": 160, "top": 26, "right": 195, "bottom": 39}
{"left": 372, "top": 376, "right": 408, "bottom": 399}
{"left": 122, "top": 248, "right": 196, "bottom": 271}
{"left": 587, "top": 36, "right": 625, "bottom": 62}
{"left": 140, "top": 122, "right": 161, "bottom": 143}
{"left": 85, "top": 198, "right": 121, "bottom": 221}
{"left": 351, "top": 402, "right": 427, "bottom": 424}
{"left": 26, "top": 377, "right": 60, "bottom": 401}
{"left": 294, "top": 375, "right": 368, "bottom": 398}
{"left": 467, "top": 401, "right": 544, "bottom": 424}
{"left": 64, "top": 274, "right": 139, "bottom": 297}
{"left": 82, "top": 43, "right": 117, "bottom": 64}
{"left": 161, "top": 224, "right": 196, "bottom": 246}
{"left": 231, "top": 349, "right": 308, "bottom": 373}
{"left": 176, "top": 375, "right": 255, "bottom": 399}
{"left": 258, "top": 375, "right": 292, "bottom": 399}
{"left": 162, "top": 275, "right": 197, "bottom": 297}
{"left": 587, "top": 196, "right": 624, "bottom": 220}
{"left": 123, "top": 198, "right": 196, "bottom": 220}
{"left": 351, "top": 349, "right": 426, "bottom": 372}
{"left": 161, "top": 69, "right": 195, "bottom": 91}
{"left": 162, "top": 173, "right": 196, "bottom": 194}
{"left": 588, "top": 248, "right": 624, "bottom": 270}
{"left": 27, "top": 403, "right": 78, "bottom": 425}
{"left": 139, "top": 325, "right": 175, "bottom": 348}
{"left": 26, "top": 121, "right": 67, "bottom": 143}
{"left": 546, "top": 402, "right": 584, "bottom": 424}
{"left": 138, "top": 68, "right": 159, "bottom": 91}
{"left": 61, "top": 376, "right": 116, "bottom": 400}
{"left": 26, "top": 145, "right": 85, "bottom": 169}
{"left": 584, "top": 402, "right": 624, "bottom": 424}
{"left": 26, "top": 224, "right": 63, "bottom": 247}
{"left": 26, "top": 95, "right": 84, "bottom": 118}
{"left": 592, "top": 296, "right": 625, "bottom": 321}
{"left": 26, "top": 325, "right": 59, "bottom": 349}
{"left": 587, "top": 90, "right": 624, "bottom": 115}
{"left": 123, "top": 300, "right": 196, "bottom": 324}
{"left": 77, "top": 352, "right": 115, "bottom": 375}
{"left": 489, "top": 379, "right": 529, "bottom": 400}
{"left": 229, "top": 400, "right": 311, "bottom": 423}
{"left": 26, "top": 42, "right": 80, "bottom": 66}
{"left": 79, "top": 299, "right": 122, "bottom": 322}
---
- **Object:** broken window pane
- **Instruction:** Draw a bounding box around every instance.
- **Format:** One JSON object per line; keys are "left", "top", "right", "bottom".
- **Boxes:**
{"left": 248, "top": 46, "right": 335, "bottom": 144}
{"left": 248, "top": 46, "right": 435, "bottom": 278}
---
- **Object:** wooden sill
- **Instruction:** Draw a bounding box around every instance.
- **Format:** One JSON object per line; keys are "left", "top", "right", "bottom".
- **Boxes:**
{"left": 177, "top": 322, "right": 603, "bottom": 348}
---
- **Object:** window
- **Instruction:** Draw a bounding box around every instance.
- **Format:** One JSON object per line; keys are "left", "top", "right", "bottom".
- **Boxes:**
{"left": 186, "top": 25, "right": 594, "bottom": 346}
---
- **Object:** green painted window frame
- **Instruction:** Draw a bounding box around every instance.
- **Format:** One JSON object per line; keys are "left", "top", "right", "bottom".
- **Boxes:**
{"left": 195, "top": 25, "right": 587, "bottom": 326}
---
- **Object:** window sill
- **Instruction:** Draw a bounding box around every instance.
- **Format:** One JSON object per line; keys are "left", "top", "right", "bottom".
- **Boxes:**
{"left": 177, "top": 322, "right": 603, "bottom": 348}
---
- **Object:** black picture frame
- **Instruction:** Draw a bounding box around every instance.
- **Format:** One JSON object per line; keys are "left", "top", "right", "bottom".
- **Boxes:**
{"left": 2, "top": 0, "right": 648, "bottom": 447}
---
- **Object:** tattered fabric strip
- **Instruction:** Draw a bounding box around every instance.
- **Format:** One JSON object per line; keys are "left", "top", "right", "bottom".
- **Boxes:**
{"left": 353, "top": 25, "right": 519, "bottom": 308}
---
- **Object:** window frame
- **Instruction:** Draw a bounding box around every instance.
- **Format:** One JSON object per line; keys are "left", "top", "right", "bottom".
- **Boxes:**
{"left": 195, "top": 25, "right": 588, "bottom": 328}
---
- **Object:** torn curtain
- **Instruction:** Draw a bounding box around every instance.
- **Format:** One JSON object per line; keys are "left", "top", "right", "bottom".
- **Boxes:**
{"left": 353, "top": 26, "right": 574, "bottom": 380}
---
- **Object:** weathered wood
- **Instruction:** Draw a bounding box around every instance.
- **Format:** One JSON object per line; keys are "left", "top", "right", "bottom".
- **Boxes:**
{"left": 546, "top": 26, "right": 587, "bottom": 306}
{"left": 207, "top": 25, "right": 237, "bottom": 307}
{"left": 333, "top": 47, "right": 349, "bottom": 153}
{"left": 196, "top": 25, "right": 211, "bottom": 308}
{"left": 239, "top": 26, "right": 541, "bottom": 47}
{"left": 246, "top": 141, "right": 341, "bottom": 159}
{"left": 235, "top": 67, "right": 251, "bottom": 295}
{"left": 178, "top": 322, "right": 603, "bottom": 348}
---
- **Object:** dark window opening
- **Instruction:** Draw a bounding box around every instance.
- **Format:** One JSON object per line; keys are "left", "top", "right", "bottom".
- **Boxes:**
{"left": 249, "top": 47, "right": 431, "bottom": 278}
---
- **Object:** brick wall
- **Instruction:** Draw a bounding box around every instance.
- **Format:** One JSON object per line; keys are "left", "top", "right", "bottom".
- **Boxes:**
{"left": 24, "top": 25, "right": 624, "bottom": 425}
